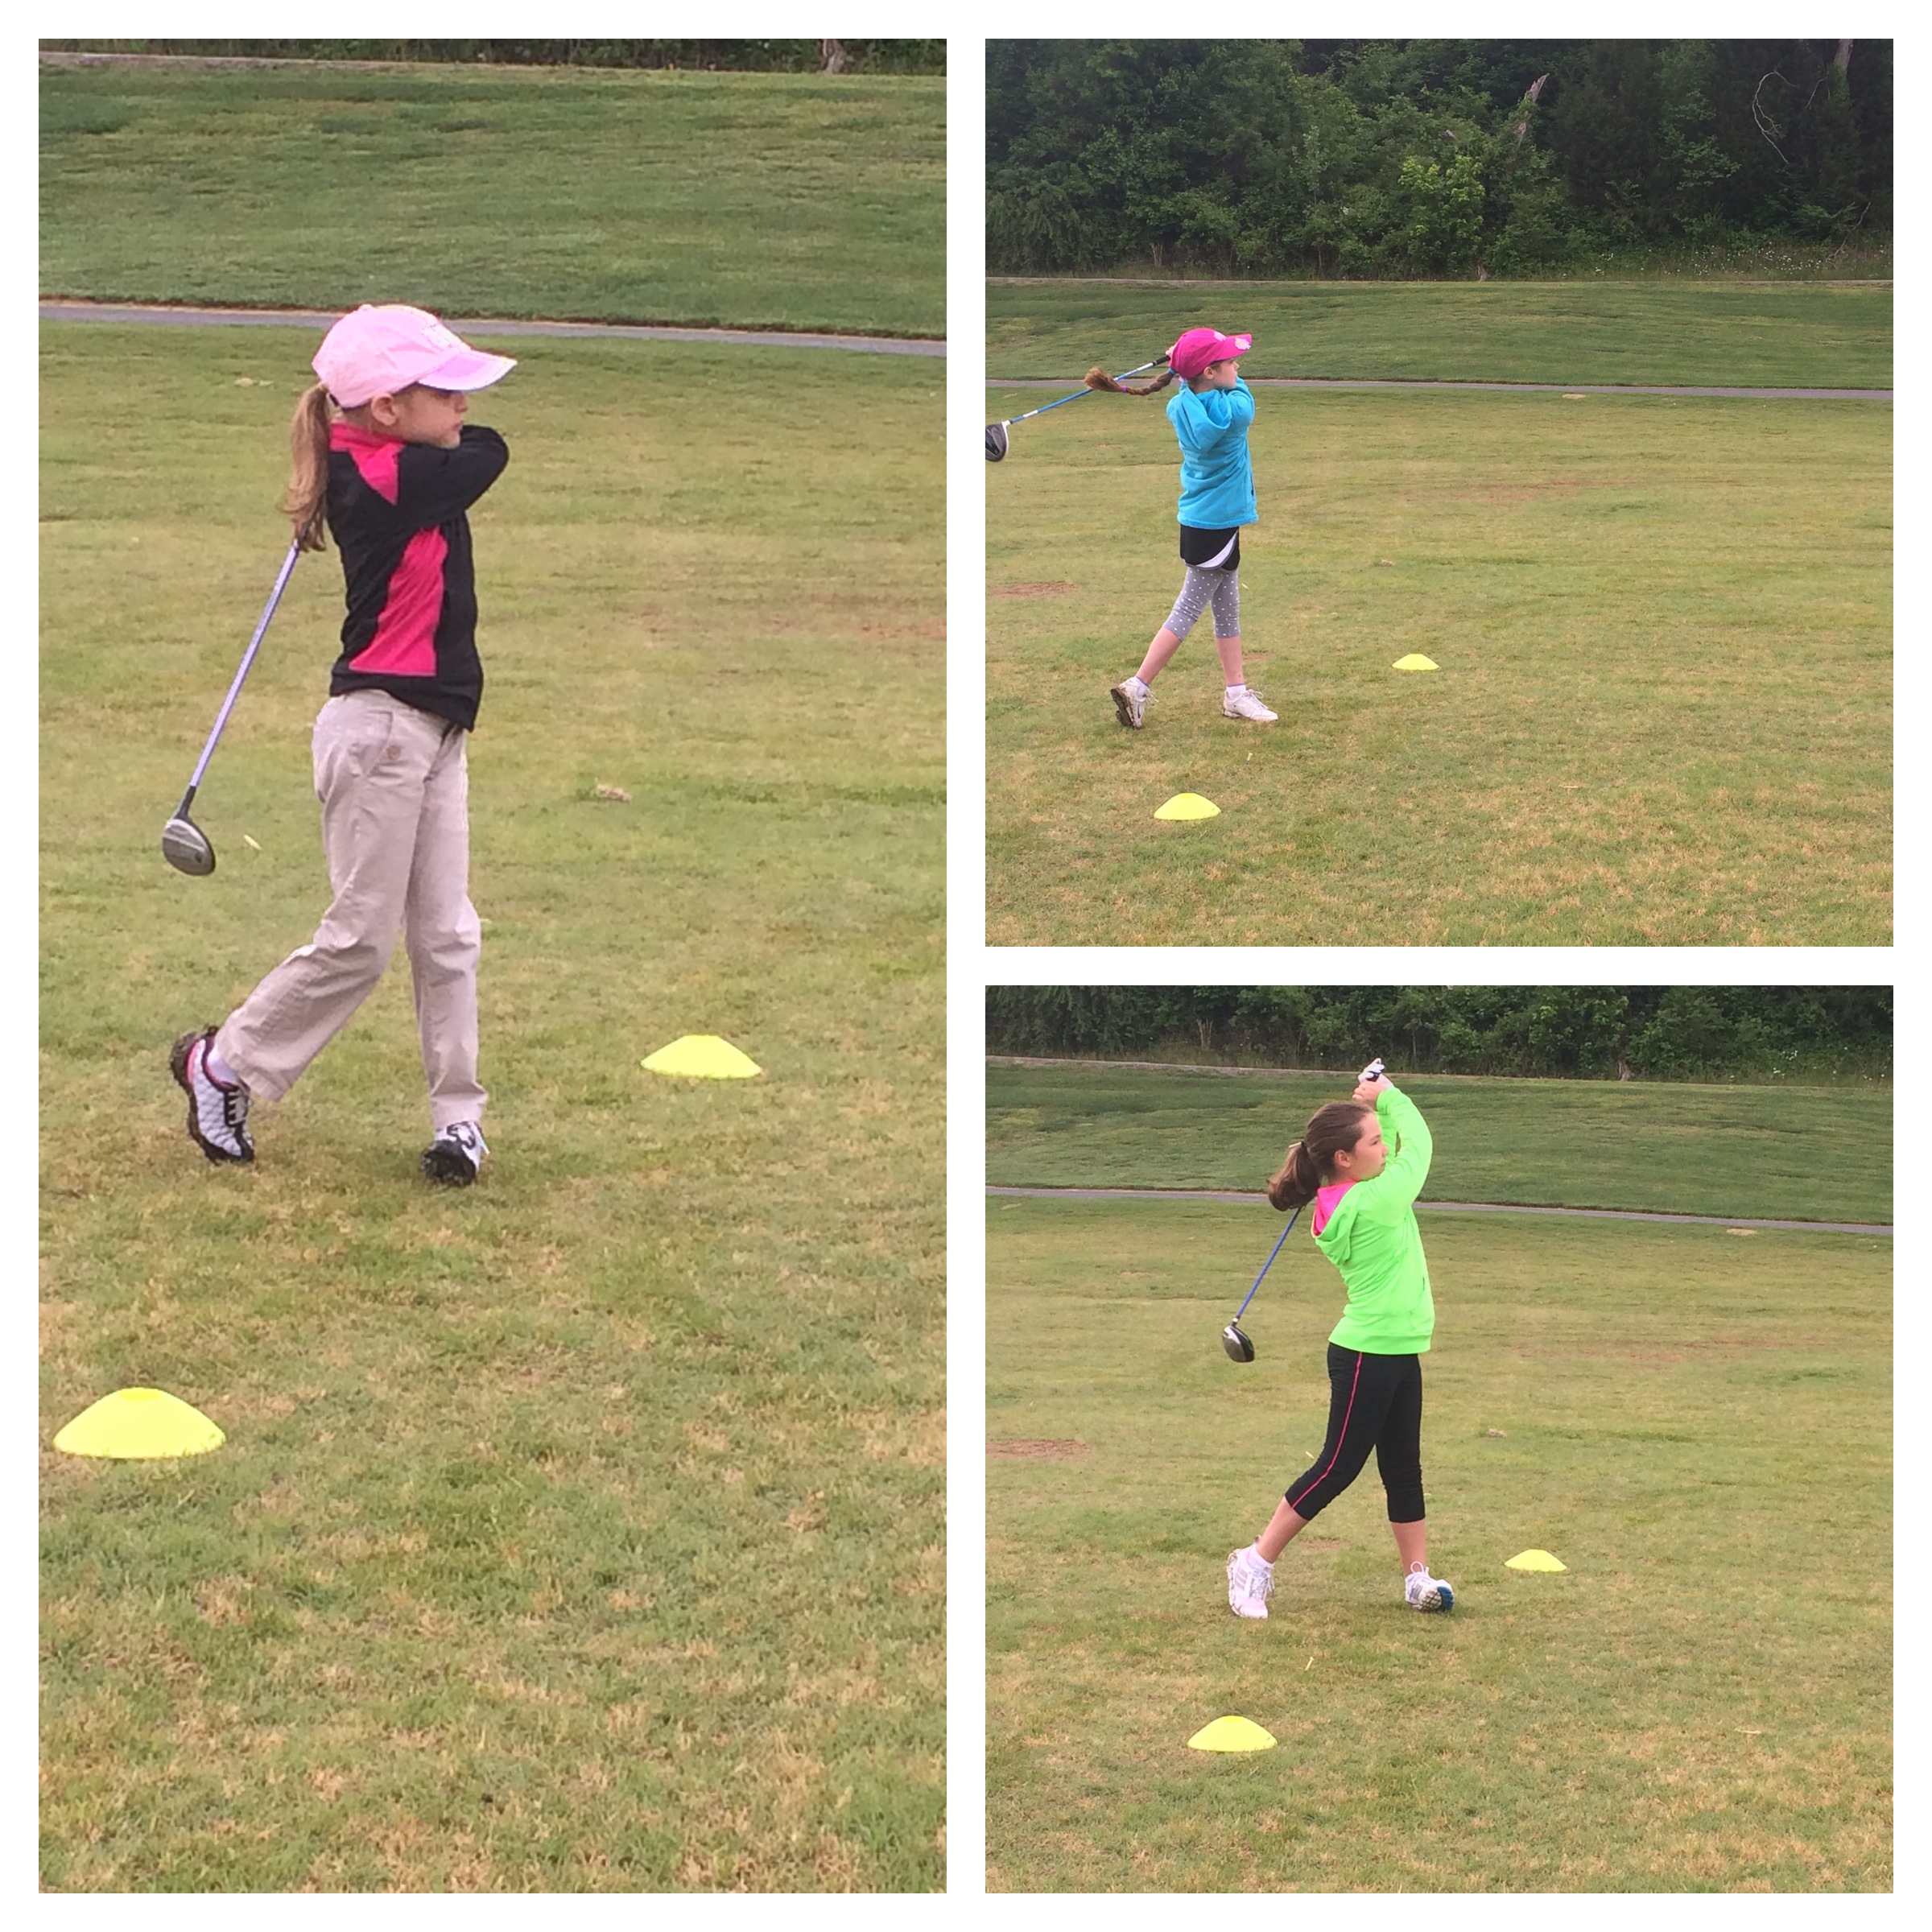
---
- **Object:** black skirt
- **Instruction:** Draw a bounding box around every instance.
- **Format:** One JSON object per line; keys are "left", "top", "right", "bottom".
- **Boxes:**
{"left": 1179, "top": 522, "right": 1241, "bottom": 571}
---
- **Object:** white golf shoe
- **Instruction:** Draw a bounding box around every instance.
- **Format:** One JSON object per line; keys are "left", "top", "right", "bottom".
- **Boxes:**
{"left": 170, "top": 1028, "right": 254, "bottom": 1164}
{"left": 422, "top": 1121, "right": 489, "bottom": 1187}
{"left": 1222, "top": 686, "right": 1278, "bottom": 722}
{"left": 1227, "top": 1546, "right": 1275, "bottom": 1620}
{"left": 1405, "top": 1567, "right": 1455, "bottom": 1613}
{"left": 1110, "top": 678, "right": 1150, "bottom": 729}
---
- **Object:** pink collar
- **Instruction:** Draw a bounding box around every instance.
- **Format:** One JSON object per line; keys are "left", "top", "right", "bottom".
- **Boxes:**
{"left": 1311, "top": 1179, "right": 1355, "bottom": 1237}
{"left": 329, "top": 421, "right": 404, "bottom": 452}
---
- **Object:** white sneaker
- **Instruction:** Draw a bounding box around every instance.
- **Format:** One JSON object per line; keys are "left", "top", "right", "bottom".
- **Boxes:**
{"left": 170, "top": 1028, "right": 254, "bottom": 1164}
{"left": 1227, "top": 1546, "right": 1274, "bottom": 1619}
{"left": 1405, "top": 1568, "right": 1455, "bottom": 1613}
{"left": 422, "top": 1121, "right": 488, "bottom": 1187}
{"left": 1223, "top": 686, "right": 1278, "bottom": 722}
{"left": 1110, "top": 679, "right": 1149, "bottom": 729}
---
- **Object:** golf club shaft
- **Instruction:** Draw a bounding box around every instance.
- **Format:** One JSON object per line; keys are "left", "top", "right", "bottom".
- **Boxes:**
{"left": 1232, "top": 1205, "right": 1301, "bottom": 1323}
{"left": 181, "top": 539, "right": 303, "bottom": 796}
{"left": 1001, "top": 357, "right": 1167, "bottom": 429}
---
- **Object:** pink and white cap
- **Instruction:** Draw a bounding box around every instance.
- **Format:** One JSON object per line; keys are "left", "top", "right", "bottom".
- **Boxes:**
{"left": 313, "top": 303, "right": 517, "bottom": 407}
{"left": 1168, "top": 327, "right": 1253, "bottom": 379}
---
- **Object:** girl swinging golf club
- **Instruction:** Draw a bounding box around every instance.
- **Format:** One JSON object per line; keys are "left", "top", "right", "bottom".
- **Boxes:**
{"left": 171, "top": 303, "right": 514, "bottom": 1184}
{"left": 1226, "top": 1066, "right": 1455, "bottom": 1619}
{"left": 1108, "top": 326, "right": 1276, "bottom": 729}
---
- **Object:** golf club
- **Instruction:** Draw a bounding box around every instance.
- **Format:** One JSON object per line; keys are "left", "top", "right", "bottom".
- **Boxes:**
{"left": 1220, "top": 1059, "right": 1388, "bottom": 1360}
{"left": 985, "top": 356, "right": 1169, "bottom": 462}
{"left": 161, "top": 539, "right": 303, "bottom": 877}
{"left": 1222, "top": 1208, "right": 1299, "bottom": 1362}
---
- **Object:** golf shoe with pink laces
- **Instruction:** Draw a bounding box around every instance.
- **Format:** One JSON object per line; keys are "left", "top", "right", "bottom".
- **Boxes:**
{"left": 170, "top": 1028, "right": 254, "bottom": 1164}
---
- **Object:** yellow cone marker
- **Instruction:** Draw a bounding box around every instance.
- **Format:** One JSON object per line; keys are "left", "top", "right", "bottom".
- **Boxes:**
{"left": 1505, "top": 1548, "right": 1568, "bottom": 1572}
{"left": 1187, "top": 1715, "right": 1277, "bottom": 1752}
{"left": 54, "top": 1389, "right": 224, "bottom": 1460}
{"left": 1154, "top": 793, "right": 1220, "bottom": 821}
{"left": 641, "top": 1034, "right": 762, "bottom": 1080}
{"left": 1393, "top": 654, "right": 1439, "bottom": 672}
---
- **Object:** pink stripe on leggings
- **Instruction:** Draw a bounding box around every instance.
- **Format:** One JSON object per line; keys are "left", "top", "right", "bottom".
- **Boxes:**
{"left": 1289, "top": 1349, "right": 1363, "bottom": 1512}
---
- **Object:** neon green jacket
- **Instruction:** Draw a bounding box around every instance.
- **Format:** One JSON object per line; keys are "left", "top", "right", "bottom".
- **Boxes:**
{"left": 1312, "top": 1084, "right": 1436, "bottom": 1354}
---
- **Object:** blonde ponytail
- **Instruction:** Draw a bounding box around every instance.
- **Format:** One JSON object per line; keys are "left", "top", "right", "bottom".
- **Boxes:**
{"left": 283, "top": 382, "right": 333, "bottom": 552}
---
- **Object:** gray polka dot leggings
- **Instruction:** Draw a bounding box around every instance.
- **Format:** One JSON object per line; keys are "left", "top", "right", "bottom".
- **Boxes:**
{"left": 1164, "top": 564, "right": 1241, "bottom": 641}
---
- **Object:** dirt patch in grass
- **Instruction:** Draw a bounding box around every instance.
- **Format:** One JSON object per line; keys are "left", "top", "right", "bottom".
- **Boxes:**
{"left": 990, "top": 581, "right": 1080, "bottom": 597}
{"left": 988, "top": 1439, "right": 1089, "bottom": 1459}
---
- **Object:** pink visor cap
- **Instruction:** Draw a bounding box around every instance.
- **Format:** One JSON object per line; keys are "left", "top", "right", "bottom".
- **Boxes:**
{"left": 312, "top": 304, "right": 517, "bottom": 408}
{"left": 1168, "top": 328, "right": 1253, "bottom": 379}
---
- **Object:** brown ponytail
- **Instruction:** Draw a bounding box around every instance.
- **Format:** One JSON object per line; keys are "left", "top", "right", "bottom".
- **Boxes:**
{"left": 1084, "top": 364, "right": 1179, "bottom": 398}
{"left": 1266, "top": 1100, "right": 1373, "bottom": 1211}
{"left": 283, "top": 382, "right": 334, "bottom": 553}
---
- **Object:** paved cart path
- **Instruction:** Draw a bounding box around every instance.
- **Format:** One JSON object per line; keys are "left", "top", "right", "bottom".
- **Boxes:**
{"left": 986, "top": 1185, "right": 1890, "bottom": 1236}
{"left": 989, "top": 375, "right": 1885, "bottom": 399}
{"left": 41, "top": 300, "right": 945, "bottom": 358}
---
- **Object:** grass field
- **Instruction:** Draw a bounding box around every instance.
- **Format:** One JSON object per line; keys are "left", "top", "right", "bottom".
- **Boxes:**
{"left": 40, "top": 322, "right": 943, "bottom": 1890}
{"left": 988, "top": 280, "right": 1893, "bottom": 389}
{"left": 985, "top": 1195, "right": 1891, "bottom": 1892}
{"left": 986, "top": 378, "right": 1890, "bottom": 945}
{"left": 40, "top": 62, "right": 944, "bottom": 336}
{"left": 985, "top": 1063, "right": 1893, "bottom": 1227}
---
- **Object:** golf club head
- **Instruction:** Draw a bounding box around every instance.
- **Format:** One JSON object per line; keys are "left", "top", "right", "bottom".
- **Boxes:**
{"left": 985, "top": 422, "right": 1009, "bottom": 463}
{"left": 161, "top": 815, "right": 216, "bottom": 877}
{"left": 1222, "top": 1322, "right": 1255, "bottom": 1364}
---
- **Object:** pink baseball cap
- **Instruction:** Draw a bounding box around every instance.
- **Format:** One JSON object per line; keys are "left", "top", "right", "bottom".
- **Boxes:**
{"left": 1168, "top": 327, "right": 1253, "bottom": 379}
{"left": 312, "top": 303, "right": 517, "bottom": 407}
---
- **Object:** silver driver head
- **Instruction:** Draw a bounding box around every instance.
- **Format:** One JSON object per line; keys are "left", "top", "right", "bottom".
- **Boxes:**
{"left": 161, "top": 815, "right": 216, "bottom": 876}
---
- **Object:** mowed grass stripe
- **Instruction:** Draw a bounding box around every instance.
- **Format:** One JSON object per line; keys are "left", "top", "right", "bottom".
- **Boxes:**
{"left": 40, "top": 62, "right": 944, "bottom": 336}
{"left": 984, "top": 1063, "right": 1893, "bottom": 1227}
{"left": 986, "top": 1199, "right": 1890, "bottom": 1893}
{"left": 986, "top": 386, "right": 1890, "bottom": 945}
{"left": 41, "top": 324, "right": 943, "bottom": 1891}
{"left": 988, "top": 279, "right": 1894, "bottom": 390}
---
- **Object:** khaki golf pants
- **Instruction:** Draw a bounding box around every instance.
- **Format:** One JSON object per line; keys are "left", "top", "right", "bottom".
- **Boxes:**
{"left": 216, "top": 691, "right": 485, "bottom": 1131}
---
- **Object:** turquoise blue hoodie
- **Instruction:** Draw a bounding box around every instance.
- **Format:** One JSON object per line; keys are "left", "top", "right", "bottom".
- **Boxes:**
{"left": 1166, "top": 378, "right": 1257, "bottom": 529}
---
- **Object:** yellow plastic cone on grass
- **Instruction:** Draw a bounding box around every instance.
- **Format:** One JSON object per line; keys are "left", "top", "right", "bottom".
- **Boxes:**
{"left": 1154, "top": 793, "right": 1220, "bottom": 821}
{"left": 54, "top": 1389, "right": 224, "bottom": 1459}
{"left": 1187, "top": 1715, "right": 1277, "bottom": 1752}
{"left": 1393, "top": 654, "right": 1439, "bottom": 672}
{"left": 641, "top": 1034, "right": 762, "bottom": 1080}
{"left": 1505, "top": 1548, "right": 1568, "bottom": 1572}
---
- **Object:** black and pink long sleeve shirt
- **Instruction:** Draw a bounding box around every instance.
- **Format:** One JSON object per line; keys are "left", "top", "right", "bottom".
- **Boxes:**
{"left": 325, "top": 421, "right": 510, "bottom": 730}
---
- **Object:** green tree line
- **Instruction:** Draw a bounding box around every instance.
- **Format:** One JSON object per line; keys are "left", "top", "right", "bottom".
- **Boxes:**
{"left": 43, "top": 40, "right": 947, "bottom": 75}
{"left": 985, "top": 988, "right": 1892, "bottom": 1084}
{"left": 987, "top": 39, "right": 1889, "bottom": 277}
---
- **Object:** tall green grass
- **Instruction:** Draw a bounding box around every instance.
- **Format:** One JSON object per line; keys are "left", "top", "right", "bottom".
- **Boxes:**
{"left": 40, "top": 323, "right": 943, "bottom": 1891}
{"left": 987, "top": 1199, "right": 1890, "bottom": 1892}
{"left": 41, "top": 63, "right": 944, "bottom": 335}
{"left": 989, "top": 280, "right": 1892, "bottom": 388}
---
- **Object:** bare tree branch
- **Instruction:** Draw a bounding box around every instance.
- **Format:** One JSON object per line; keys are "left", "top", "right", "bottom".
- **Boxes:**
{"left": 1752, "top": 69, "right": 1791, "bottom": 164}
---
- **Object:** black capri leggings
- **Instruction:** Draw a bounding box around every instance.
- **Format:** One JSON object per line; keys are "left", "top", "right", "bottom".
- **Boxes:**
{"left": 1285, "top": 1344, "right": 1426, "bottom": 1524}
